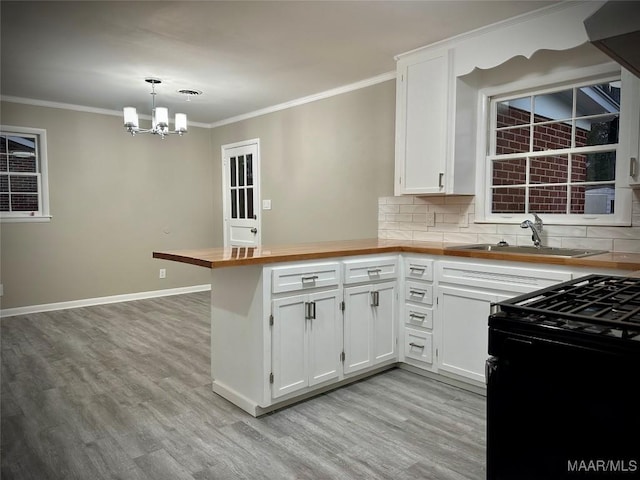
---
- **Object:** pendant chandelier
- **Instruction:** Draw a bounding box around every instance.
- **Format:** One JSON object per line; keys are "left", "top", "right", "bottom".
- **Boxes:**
{"left": 123, "top": 78, "right": 187, "bottom": 138}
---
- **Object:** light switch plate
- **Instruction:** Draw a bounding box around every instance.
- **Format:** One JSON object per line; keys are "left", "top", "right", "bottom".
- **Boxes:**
{"left": 262, "top": 199, "right": 272, "bottom": 210}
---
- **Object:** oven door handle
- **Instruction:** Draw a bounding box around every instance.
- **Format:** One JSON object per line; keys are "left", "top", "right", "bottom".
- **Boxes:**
{"left": 485, "top": 356, "right": 499, "bottom": 386}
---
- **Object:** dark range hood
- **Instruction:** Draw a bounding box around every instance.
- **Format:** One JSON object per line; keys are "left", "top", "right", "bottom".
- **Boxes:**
{"left": 584, "top": 1, "right": 640, "bottom": 78}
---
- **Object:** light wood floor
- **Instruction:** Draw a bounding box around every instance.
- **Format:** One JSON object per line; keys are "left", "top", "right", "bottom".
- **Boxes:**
{"left": 1, "top": 291, "right": 486, "bottom": 480}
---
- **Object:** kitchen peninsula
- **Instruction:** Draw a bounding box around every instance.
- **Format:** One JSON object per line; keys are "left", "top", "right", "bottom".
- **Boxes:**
{"left": 154, "top": 239, "right": 640, "bottom": 416}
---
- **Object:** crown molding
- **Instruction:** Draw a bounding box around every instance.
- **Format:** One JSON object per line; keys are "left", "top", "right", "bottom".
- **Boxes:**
{"left": 1, "top": 70, "right": 396, "bottom": 130}
{"left": 395, "top": 1, "right": 603, "bottom": 61}
{"left": 208, "top": 71, "right": 396, "bottom": 128}
{"left": 0, "top": 95, "right": 211, "bottom": 129}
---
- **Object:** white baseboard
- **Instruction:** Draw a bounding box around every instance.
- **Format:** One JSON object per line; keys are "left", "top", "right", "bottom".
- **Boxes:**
{"left": 0, "top": 284, "right": 211, "bottom": 318}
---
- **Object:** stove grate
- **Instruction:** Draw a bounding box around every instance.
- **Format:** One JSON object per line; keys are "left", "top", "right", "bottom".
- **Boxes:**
{"left": 496, "top": 275, "right": 640, "bottom": 340}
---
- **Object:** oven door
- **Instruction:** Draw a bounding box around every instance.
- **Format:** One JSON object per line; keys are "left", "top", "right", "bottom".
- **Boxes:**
{"left": 486, "top": 330, "right": 640, "bottom": 480}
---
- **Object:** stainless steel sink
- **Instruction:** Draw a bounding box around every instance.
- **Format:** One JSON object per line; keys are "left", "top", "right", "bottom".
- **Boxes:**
{"left": 445, "top": 243, "right": 608, "bottom": 258}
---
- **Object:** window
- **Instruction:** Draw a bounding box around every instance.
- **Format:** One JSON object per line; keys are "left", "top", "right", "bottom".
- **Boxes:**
{"left": 0, "top": 126, "right": 50, "bottom": 222}
{"left": 479, "top": 71, "right": 634, "bottom": 226}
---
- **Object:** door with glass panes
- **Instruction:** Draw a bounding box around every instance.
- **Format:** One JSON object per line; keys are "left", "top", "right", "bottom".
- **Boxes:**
{"left": 222, "top": 139, "right": 260, "bottom": 247}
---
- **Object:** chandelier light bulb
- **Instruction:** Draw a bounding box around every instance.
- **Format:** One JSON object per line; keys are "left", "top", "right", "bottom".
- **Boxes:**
{"left": 175, "top": 113, "right": 187, "bottom": 133}
{"left": 154, "top": 107, "right": 169, "bottom": 128}
{"left": 123, "top": 107, "right": 139, "bottom": 129}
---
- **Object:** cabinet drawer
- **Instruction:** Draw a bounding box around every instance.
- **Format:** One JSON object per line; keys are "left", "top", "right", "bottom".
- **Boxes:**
{"left": 437, "top": 261, "right": 573, "bottom": 294}
{"left": 405, "top": 281, "right": 433, "bottom": 305}
{"left": 404, "top": 328, "right": 433, "bottom": 364}
{"left": 404, "top": 257, "right": 434, "bottom": 281}
{"left": 404, "top": 304, "right": 433, "bottom": 329}
{"left": 343, "top": 256, "right": 398, "bottom": 284}
{"left": 272, "top": 262, "right": 340, "bottom": 294}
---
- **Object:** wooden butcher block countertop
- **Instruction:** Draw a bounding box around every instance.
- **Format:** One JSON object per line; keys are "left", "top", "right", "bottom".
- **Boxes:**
{"left": 153, "top": 238, "right": 640, "bottom": 271}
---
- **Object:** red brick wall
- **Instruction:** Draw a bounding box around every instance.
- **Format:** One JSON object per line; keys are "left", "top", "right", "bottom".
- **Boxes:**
{"left": 492, "top": 106, "right": 589, "bottom": 213}
{"left": 1, "top": 136, "right": 39, "bottom": 212}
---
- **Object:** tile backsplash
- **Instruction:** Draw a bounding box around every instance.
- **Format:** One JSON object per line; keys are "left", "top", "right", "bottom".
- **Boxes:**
{"left": 378, "top": 191, "right": 640, "bottom": 253}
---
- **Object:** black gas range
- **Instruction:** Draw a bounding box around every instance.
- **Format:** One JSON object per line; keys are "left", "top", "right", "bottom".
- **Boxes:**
{"left": 486, "top": 275, "right": 640, "bottom": 479}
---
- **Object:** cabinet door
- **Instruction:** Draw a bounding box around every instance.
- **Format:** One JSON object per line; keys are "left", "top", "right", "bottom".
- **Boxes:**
{"left": 372, "top": 281, "right": 397, "bottom": 365}
{"left": 271, "top": 295, "right": 308, "bottom": 398}
{"left": 395, "top": 49, "right": 449, "bottom": 195}
{"left": 437, "top": 286, "right": 510, "bottom": 383}
{"left": 307, "top": 289, "right": 341, "bottom": 387}
{"left": 343, "top": 284, "right": 373, "bottom": 374}
{"left": 623, "top": 70, "right": 640, "bottom": 187}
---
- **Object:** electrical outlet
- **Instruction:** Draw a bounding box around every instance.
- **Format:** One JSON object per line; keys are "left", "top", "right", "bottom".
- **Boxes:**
{"left": 159, "top": 268, "right": 166, "bottom": 279}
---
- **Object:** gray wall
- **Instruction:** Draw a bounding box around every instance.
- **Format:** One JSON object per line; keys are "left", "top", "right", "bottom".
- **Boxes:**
{"left": 0, "top": 102, "right": 214, "bottom": 309}
{"left": 0, "top": 79, "right": 396, "bottom": 309}
{"left": 211, "top": 80, "right": 395, "bottom": 245}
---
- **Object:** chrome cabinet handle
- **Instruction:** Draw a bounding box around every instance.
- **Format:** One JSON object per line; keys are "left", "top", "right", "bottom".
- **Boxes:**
{"left": 305, "top": 301, "right": 316, "bottom": 319}
{"left": 631, "top": 157, "right": 637, "bottom": 177}
{"left": 367, "top": 268, "right": 382, "bottom": 275}
{"left": 409, "top": 342, "right": 425, "bottom": 349}
{"left": 370, "top": 291, "right": 380, "bottom": 307}
{"left": 439, "top": 172, "right": 444, "bottom": 188}
{"left": 301, "top": 275, "right": 318, "bottom": 282}
{"left": 409, "top": 313, "right": 426, "bottom": 320}
{"left": 409, "top": 266, "right": 425, "bottom": 273}
{"left": 250, "top": 227, "right": 258, "bottom": 234}
{"left": 409, "top": 290, "right": 426, "bottom": 296}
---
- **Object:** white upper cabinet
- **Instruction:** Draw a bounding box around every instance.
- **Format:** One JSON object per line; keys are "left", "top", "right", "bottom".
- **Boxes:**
{"left": 393, "top": 1, "right": 608, "bottom": 197}
{"left": 622, "top": 70, "right": 640, "bottom": 187}
{"left": 395, "top": 48, "right": 451, "bottom": 195}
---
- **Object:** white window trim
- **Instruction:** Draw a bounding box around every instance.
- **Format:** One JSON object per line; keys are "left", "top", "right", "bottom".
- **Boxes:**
{"left": 474, "top": 63, "right": 633, "bottom": 227}
{"left": 1, "top": 125, "right": 51, "bottom": 223}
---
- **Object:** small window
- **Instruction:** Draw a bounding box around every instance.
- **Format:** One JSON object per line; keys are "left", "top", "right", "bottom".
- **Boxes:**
{"left": 0, "top": 126, "right": 50, "bottom": 222}
{"left": 479, "top": 72, "right": 633, "bottom": 225}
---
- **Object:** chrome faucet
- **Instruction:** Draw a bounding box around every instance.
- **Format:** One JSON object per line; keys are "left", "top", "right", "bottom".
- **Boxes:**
{"left": 520, "top": 213, "right": 543, "bottom": 248}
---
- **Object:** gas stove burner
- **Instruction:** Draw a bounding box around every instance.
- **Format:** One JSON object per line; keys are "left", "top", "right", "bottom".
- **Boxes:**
{"left": 494, "top": 274, "right": 640, "bottom": 341}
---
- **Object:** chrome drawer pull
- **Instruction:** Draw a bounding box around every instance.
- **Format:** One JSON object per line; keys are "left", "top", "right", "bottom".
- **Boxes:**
{"left": 409, "top": 342, "right": 425, "bottom": 349}
{"left": 367, "top": 268, "right": 382, "bottom": 274}
{"left": 301, "top": 275, "right": 319, "bottom": 282}
{"left": 409, "top": 313, "right": 426, "bottom": 320}
{"left": 409, "top": 266, "right": 425, "bottom": 273}
{"left": 409, "top": 290, "right": 426, "bottom": 296}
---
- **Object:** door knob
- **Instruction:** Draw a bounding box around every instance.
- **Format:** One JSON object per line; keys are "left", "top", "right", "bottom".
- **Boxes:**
{"left": 251, "top": 228, "right": 258, "bottom": 234}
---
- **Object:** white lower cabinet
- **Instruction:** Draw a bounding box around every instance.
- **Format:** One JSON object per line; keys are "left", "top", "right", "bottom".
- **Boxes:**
{"left": 271, "top": 289, "right": 342, "bottom": 399}
{"left": 434, "top": 260, "right": 573, "bottom": 385}
{"left": 343, "top": 281, "right": 397, "bottom": 374}
{"left": 436, "top": 285, "right": 510, "bottom": 383}
{"left": 210, "top": 254, "right": 590, "bottom": 416}
{"left": 404, "top": 327, "right": 433, "bottom": 364}
{"left": 400, "top": 256, "right": 435, "bottom": 371}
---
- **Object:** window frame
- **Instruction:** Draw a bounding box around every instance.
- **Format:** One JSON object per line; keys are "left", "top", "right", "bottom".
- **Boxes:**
{"left": 474, "top": 64, "right": 633, "bottom": 226}
{"left": 0, "top": 125, "right": 51, "bottom": 223}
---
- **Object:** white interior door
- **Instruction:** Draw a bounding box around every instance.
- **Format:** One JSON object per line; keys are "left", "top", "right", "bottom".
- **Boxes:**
{"left": 222, "top": 139, "right": 260, "bottom": 247}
